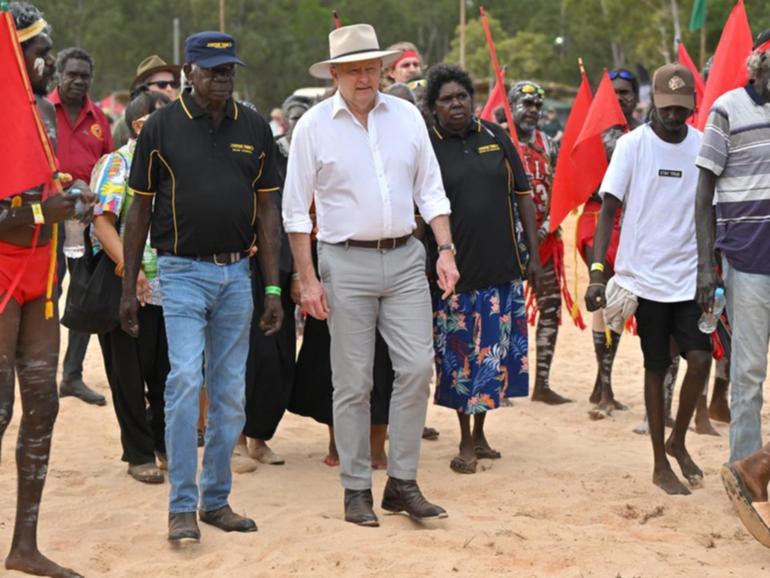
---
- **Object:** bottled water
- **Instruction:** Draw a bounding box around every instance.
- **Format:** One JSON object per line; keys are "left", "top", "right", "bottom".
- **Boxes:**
{"left": 698, "top": 287, "right": 725, "bottom": 334}
{"left": 63, "top": 219, "right": 85, "bottom": 258}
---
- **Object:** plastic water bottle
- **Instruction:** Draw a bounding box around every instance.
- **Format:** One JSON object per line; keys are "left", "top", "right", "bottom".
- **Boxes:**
{"left": 62, "top": 187, "right": 87, "bottom": 258}
{"left": 698, "top": 287, "right": 726, "bottom": 334}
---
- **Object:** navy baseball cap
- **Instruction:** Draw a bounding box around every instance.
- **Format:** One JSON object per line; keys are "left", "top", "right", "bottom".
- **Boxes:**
{"left": 184, "top": 31, "right": 245, "bottom": 68}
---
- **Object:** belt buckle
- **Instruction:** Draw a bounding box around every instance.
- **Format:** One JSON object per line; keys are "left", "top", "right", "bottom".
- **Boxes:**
{"left": 213, "top": 253, "right": 229, "bottom": 266}
{"left": 376, "top": 238, "right": 396, "bottom": 250}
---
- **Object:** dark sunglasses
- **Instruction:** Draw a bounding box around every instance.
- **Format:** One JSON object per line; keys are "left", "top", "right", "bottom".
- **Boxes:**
{"left": 145, "top": 80, "right": 179, "bottom": 90}
{"left": 609, "top": 70, "right": 636, "bottom": 82}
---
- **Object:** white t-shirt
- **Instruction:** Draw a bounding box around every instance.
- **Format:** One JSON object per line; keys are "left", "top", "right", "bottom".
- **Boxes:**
{"left": 600, "top": 124, "right": 702, "bottom": 302}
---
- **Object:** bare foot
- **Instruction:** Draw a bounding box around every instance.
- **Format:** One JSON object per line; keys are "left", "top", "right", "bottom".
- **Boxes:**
{"left": 612, "top": 399, "right": 628, "bottom": 411}
{"left": 6, "top": 549, "right": 83, "bottom": 578}
{"left": 371, "top": 452, "right": 388, "bottom": 470}
{"left": 665, "top": 439, "right": 704, "bottom": 487}
{"left": 422, "top": 426, "right": 440, "bottom": 440}
{"left": 653, "top": 466, "right": 691, "bottom": 495}
{"left": 632, "top": 419, "right": 649, "bottom": 435}
{"left": 531, "top": 387, "right": 573, "bottom": 405}
{"left": 472, "top": 437, "right": 501, "bottom": 459}
{"left": 694, "top": 416, "right": 720, "bottom": 437}
{"left": 709, "top": 396, "right": 731, "bottom": 424}
{"left": 323, "top": 454, "right": 339, "bottom": 467}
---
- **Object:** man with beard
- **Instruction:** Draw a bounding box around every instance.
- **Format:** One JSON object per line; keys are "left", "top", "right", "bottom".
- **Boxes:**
{"left": 0, "top": 3, "right": 94, "bottom": 576}
{"left": 508, "top": 80, "right": 572, "bottom": 405}
{"left": 586, "top": 64, "right": 711, "bottom": 495}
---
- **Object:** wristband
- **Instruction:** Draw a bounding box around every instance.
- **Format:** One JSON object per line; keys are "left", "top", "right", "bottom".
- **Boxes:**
{"left": 265, "top": 285, "right": 282, "bottom": 296}
{"left": 590, "top": 262, "right": 605, "bottom": 273}
{"left": 291, "top": 272, "right": 300, "bottom": 281}
{"left": 31, "top": 202, "right": 45, "bottom": 225}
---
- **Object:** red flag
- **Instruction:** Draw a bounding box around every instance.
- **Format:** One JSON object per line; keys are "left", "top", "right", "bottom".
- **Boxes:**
{"left": 549, "top": 66, "right": 596, "bottom": 232}
{"left": 480, "top": 79, "right": 505, "bottom": 122}
{"left": 567, "top": 71, "right": 628, "bottom": 218}
{"left": 696, "top": 0, "right": 753, "bottom": 129}
{"left": 677, "top": 40, "right": 705, "bottom": 126}
{"left": 0, "top": 11, "right": 52, "bottom": 200}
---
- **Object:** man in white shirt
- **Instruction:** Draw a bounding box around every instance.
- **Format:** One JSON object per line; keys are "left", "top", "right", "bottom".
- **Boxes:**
{"left": 283, "top": 24, "right": 459, "bottom": 527}
{"left": 585, "top": 64, "right": 712, "bottom": 496}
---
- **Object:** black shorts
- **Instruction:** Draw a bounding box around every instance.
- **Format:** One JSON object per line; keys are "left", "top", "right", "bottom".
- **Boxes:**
{"left": 634, "top": 298, "right": 711, "bottom": 370}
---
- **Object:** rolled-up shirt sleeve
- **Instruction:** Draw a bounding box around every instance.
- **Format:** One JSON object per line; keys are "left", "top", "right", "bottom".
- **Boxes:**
{"left": 282, "top": 116, "right": 316, "bottom": 234}
{"left": 412, "top": 108, "right": 451, "bottom": 223}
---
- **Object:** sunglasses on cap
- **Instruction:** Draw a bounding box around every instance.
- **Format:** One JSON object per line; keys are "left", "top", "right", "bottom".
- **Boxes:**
{"left": 519, "top": 83, "right": 545, "bottom": 97}
{"left": 609, "top": 70, "right": 636, "bottom": 81}
{"left": 145, "top": 80, "right": 180, "bottom": 90}
{"left": 407, "top": 78, "right": 427, "bottom": 90}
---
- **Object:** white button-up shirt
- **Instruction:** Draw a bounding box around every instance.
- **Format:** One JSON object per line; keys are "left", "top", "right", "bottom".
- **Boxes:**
{"left": 282, "top": 90, "right": 451, "bottom": 244}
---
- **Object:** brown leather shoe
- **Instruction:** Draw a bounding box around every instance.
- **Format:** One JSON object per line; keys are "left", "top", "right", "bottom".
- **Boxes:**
{"left": 199, "top": 505, "right": 257, "bottom": 533}
{"left": 381, "top": 477, "right": 448, "bottom": 520}
{"left": 344, "top": 489, "right": 379, "bottom": 527}
{"left": 168, "top": 512, "right": 200, "bottom": 543}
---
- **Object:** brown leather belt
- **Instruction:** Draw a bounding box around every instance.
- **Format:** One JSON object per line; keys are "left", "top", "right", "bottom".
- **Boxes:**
{"left": 338, "top": 235, "right": 412, "bottom": 250}
{"left": 157, "top": 250, "right": 247, "bottom": 265}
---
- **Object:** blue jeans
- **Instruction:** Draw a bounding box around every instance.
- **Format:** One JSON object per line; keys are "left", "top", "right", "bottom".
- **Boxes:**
{"left": 723, "top": 257, "right": 770, "bottom": 462}
{"left": 158, "top": 256, "right": 253, "bottom": 513}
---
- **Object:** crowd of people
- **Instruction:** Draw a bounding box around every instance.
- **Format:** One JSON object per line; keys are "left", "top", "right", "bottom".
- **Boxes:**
{"left": 1, "top": 1, "right": 770, "bottom": 576}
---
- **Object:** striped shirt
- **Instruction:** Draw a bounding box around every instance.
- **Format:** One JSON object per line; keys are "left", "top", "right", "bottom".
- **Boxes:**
{"left": 696, "top": 83, "right": 770, "bottom": 274}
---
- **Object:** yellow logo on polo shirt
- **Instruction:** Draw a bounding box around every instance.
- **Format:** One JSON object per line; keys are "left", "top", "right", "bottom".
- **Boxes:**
{"left": 230, "top": 143, "right": 254, "bottom": 154}
{"left": 478, "top": 144, "right": 500, "bottom": 154}
{"left": 90, "top": 123, "right": 103, "bottom": 140}
{"left": 207, "top": 42, "right": 233, "bottom": 49}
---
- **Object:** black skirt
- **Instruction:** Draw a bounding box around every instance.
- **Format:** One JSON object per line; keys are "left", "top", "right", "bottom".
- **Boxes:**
{"left": 288, "top": 243, "right": 394, "bottom": 426}
{"left": 243, "top": 263, "right": 296, "bottom": 440}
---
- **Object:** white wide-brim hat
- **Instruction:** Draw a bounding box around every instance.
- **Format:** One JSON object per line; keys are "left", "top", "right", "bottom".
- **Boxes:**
{"left": 309, "top": 24, "right": 403, "bottom": 80}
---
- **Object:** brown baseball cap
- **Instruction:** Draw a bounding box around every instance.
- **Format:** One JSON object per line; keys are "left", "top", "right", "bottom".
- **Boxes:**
{"left": 652, "top": 63, "right": 695, "bottom": 110}
{"left": 130, "top": 55, "right": 181, "bottom": 91}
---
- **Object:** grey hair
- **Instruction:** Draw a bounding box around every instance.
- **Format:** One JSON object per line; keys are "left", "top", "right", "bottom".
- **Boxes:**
{"left": 746, "top": 51, "right": 770, "bottom": 80}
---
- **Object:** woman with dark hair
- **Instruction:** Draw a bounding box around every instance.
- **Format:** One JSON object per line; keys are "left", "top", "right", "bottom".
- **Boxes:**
{"left": 425, "top": 64, "right": 543, "bottom": 474}
{"left": 91, "top": 91, "right": 171, "bottom": 483}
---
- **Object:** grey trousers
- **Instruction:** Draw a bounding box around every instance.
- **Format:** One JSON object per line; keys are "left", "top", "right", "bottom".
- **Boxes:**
{"left": 723, "top": 257, "right": 770, "bottom": 462}
{"left": 318, "top": 238, "right": 434, "bottom": 490}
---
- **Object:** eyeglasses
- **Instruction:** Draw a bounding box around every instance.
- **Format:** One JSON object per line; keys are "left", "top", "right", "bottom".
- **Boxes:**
{"left": 407, "top": 78, "right": 427, "bottom": 90}
{"left": 519, "top": 83, "right": 545, "bottom": 97}
{"left": 145, "top": 80, "right": 179, "bottom": 90}
{"left": 609, "top": 70, "right": 636, "bottom": 81}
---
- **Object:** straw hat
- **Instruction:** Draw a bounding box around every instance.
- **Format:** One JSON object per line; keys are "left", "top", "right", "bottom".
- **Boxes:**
{"left": 309, "top": 24, "right": 402, "bottom": 80}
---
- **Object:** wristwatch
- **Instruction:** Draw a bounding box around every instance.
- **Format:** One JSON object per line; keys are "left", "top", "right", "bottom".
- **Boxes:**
{"left": 437, "top": 243, "right": 457, "bottom": 256}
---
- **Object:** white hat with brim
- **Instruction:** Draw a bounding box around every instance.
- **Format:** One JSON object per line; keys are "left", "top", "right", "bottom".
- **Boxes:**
{"left": 309, "top": 24, "right": 402, "bottom": 80}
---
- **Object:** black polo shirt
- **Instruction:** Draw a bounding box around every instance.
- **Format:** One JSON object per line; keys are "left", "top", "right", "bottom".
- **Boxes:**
{"left": 429, "top": 118, "right": 531, "bottom": 293}
{"left": 128, "top": 92, "right": 281, "bottom": 255}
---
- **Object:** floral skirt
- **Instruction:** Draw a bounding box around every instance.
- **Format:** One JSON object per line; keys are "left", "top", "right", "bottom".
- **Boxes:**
{"left": 433, "top": 280, "right": 529, "bottom": 414}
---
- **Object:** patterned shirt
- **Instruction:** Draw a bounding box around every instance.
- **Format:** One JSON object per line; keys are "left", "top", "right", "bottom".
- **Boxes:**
{"left": 696, "top": 83, "right": 770, "bottom": 274}
{"left": 90, "top": 141, "right": 162, "bottom": 305}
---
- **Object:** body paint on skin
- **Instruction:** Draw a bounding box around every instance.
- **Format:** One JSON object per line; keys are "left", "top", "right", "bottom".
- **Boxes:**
{"left": 33, "top": 57, "right": 45, "bottom": 77}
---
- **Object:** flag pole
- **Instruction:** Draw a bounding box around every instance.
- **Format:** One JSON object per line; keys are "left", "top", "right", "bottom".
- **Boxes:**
{"left": 333, "top": 10, "right": 341, "bottom": 29}
{"left": 479, "top": 6, "right": 523, "bottom": 158}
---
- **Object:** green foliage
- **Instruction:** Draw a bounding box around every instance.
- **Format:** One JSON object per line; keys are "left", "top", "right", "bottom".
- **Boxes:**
{"left": 29, "top": 0, "right": 770, "bottom": 111}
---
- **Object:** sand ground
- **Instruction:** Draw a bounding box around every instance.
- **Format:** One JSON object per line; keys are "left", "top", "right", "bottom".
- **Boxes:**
{"left": 2, "top": 215, "right": 769, "bottom": 577}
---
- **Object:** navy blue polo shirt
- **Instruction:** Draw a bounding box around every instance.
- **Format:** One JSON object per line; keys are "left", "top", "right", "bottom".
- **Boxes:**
{"left": 128, "top": 91, "right": 281, "bottom": 255}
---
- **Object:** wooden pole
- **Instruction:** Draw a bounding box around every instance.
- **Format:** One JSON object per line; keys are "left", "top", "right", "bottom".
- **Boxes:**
{"left": 219, "top": 0, "right": 225, "bottom": 32}
{"left": 459, "top": 0, "right": 466, "bottom": 69}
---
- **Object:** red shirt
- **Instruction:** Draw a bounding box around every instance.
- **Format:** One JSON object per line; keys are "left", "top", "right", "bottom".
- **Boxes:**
{"left": 49, "top": 88, "right": 114, "bottom": 182}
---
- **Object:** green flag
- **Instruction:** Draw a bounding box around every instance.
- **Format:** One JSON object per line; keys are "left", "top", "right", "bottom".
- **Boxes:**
{"left": 689, "top": 0, "right": 707, "bottom": 31}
